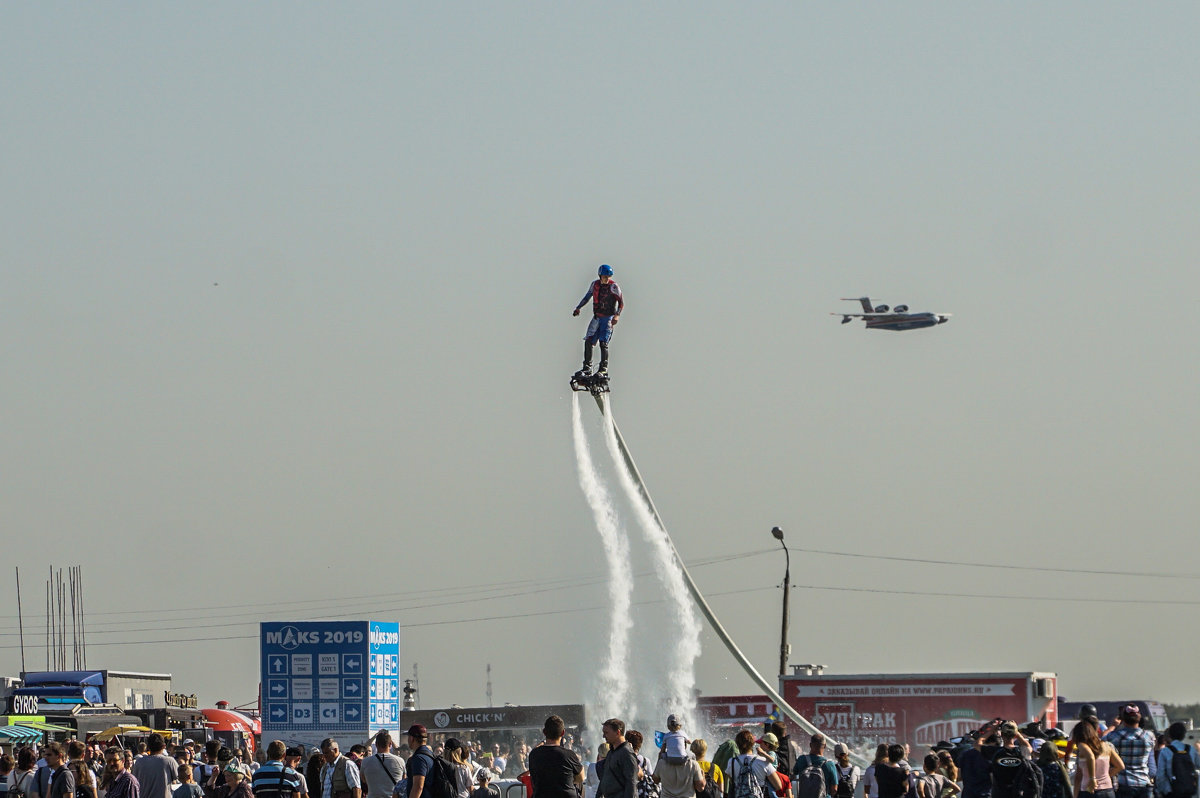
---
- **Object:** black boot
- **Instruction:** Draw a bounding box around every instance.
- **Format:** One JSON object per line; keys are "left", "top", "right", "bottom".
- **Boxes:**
{"left": 597, "top": 342, "right": 609, "bottom": 376}
{"left": 576, "top": 342, "right": 593, "bottom": 378}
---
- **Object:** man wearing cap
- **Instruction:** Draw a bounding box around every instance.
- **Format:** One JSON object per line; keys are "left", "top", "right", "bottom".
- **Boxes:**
{"left": 404, "top": 727, "right": 434, "bottom": 798}
{"left": 283, "top": 749, "right": 309, "bottom": 798}
{"left": 1105, "top": 706, "right": 1157, "bottom": 798}
{"left": 318, "top": 741, "right": 360, "bottom": 798}
{"left": 793, "top": 734, "right": 839, "bottom": 796}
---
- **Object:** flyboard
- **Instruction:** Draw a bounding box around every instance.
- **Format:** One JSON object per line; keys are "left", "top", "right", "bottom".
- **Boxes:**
{"left": 569, "top": 371, "right": 609, "bottom": 395}
{"left": 587, "top": 390, "right": 868, "bottom": 767}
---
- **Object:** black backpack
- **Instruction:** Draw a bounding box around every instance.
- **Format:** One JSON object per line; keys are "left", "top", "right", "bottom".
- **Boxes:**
{"left": 1169, "top": 744, "right": 1198, "bottom": 798}
{"left": 835, "top": 767, "right": 855, "bottom": 798}
{"left": 696, "top": 764, "right": 723, "bottom": 798}
{"left": 424, "top": 758, "right": 459, "bottom": 798}
{"left": 9, "top": 771, "right": 33, "bottom": 798}
{"left": 991, "top": 749, "right": 1041, "bottom": 798}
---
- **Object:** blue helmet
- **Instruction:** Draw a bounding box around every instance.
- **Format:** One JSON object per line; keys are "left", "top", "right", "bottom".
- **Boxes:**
{"left": 598, "top": 264, "right": 614, "bottom": 277}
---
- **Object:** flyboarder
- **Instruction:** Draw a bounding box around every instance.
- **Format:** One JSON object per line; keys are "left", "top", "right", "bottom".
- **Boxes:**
{"left": 572, "top": 264, "right": 623, "bottom": 381}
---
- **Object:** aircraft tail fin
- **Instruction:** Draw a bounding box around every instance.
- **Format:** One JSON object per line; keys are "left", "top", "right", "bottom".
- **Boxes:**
{"left": 841, "top": 297, "right": 873, "bottom": 313}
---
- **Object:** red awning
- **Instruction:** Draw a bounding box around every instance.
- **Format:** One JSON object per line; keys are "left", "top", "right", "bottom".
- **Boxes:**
{"left": 201, "top": 708, "right": 260, "bottom": 735}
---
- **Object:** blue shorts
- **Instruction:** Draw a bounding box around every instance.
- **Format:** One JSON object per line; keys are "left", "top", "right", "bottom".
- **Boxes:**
{"left": 585, "top": 315, "right": 614, "bottom": 344}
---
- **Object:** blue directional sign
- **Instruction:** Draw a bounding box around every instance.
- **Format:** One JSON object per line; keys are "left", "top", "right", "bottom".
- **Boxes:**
{"left": 367, "top": 622, "right": 400, "bottom": 739}
{"left": 261, "top": 621, "right": 401, "bottom": 746}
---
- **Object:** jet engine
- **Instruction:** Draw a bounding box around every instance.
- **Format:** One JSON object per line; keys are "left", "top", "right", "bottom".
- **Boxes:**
{"left": 873, "top": 304, "right": 889, "bottom": 313}
{"left": 893, "top": 304, "right": 909, "bottom": 313}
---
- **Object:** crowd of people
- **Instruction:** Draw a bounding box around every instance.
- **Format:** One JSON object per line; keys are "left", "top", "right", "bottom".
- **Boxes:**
{"left": 2, "top": 706, "right": 1198, "bottom": 798}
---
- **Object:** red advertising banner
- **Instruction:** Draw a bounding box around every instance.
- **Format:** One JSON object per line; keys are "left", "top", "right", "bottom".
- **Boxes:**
{"left": 781, "top": 673, "right": 1056, "bottom": 751}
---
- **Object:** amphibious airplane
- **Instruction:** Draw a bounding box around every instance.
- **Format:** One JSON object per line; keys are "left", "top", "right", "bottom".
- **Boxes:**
{"left": 834, "top": 297, "right": 951, "bottom": 331}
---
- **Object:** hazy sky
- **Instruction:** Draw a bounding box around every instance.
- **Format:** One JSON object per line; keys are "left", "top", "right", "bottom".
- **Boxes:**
{"left": 3, "top": 3, "right": 1199, "bottom": 713}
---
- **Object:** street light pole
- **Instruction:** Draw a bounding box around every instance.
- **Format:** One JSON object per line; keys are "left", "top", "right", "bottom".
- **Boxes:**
{"left": 772, "top": 526, "right": 790, "bottom": 677}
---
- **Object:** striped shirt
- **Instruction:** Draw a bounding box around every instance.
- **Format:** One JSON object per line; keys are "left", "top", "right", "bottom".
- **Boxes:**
{"left": 252, "top": 762, "right": 303, "bottom": 798}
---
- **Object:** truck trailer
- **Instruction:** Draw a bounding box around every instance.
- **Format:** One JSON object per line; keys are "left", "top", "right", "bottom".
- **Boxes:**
{"left": 780, "top": 671, "right": 1058, "bottom": 752}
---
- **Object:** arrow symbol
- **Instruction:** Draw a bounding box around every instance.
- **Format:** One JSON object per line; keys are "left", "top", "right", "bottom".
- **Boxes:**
{"left": 271, "top": 708, "right": 286, "bottom": 719}
{"left": 271, "top": 683, "right": 285, "bottom": 694}
{"left": 272, "top": 659, "right": 284, "bottom": 673}
{"left": 346, "top": 682, "right": 359, "bottom": 694}
{"left": 346, "top": 658, "right": 359, "bottom": 670}
{"left": 346, "top": 706, "right": 360, "bottom": 719}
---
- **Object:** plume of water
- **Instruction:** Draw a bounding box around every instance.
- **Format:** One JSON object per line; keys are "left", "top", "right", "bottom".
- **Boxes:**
{"left": 599, "top": 395, "right": 702, "bottom": 732}
{"left": 571, "top": 392, "right": 636, "bottom": 723}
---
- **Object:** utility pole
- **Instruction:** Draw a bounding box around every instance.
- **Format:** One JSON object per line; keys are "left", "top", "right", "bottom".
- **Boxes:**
{"left": 486, "top": 664, "right": 493, "bottom": 707}
{"left": 15, "top": 567, "right": 26, "bottom": 673}
{"left": 771, "top": 526, "right": 790, "bottom": 677}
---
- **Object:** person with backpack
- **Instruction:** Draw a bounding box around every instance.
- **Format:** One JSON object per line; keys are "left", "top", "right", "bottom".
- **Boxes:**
{"left": 1154, "top": 723, "right": 1198, "bottom": 798}
{"left": 11, "top": 748, "right": 39, "bottom": 798}
{"left": 403, "top": 727, "right": 453, "bottom": 798}
{"left": 832, "top": 745, "right": 862, "bottom": 798}
{"left": 42, "top": 744, "right": 74, "bottom": 798}
{"left": 727, "top": 730, "right": 782, "bottom": 798}
{"left": 1072, "top": 720, "right": 1123, "bottom": 798}
{"left": 440, "top": 742, "right": 473, "bottom": 798}
{"left": 625, "top": 732, "right": 659, "bottom": 798}
{"left": 917, "top": 755, "right": 960, "bottom": 798}
{"left": 792, "top": 734, "right": 839, "bottom": 798}
{"left": 990, "top": 722, "right": 1040, "bottom": 798}
{"left": 690, "top": 741, "right": 723, "bottom": 798}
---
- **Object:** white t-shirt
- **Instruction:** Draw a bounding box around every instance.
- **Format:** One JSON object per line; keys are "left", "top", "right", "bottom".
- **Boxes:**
{"left": 360, "top": 754, "right": 405, "bottom": 798}
{"left": 661, "top": 732, "right": 690, "bottom": 761}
